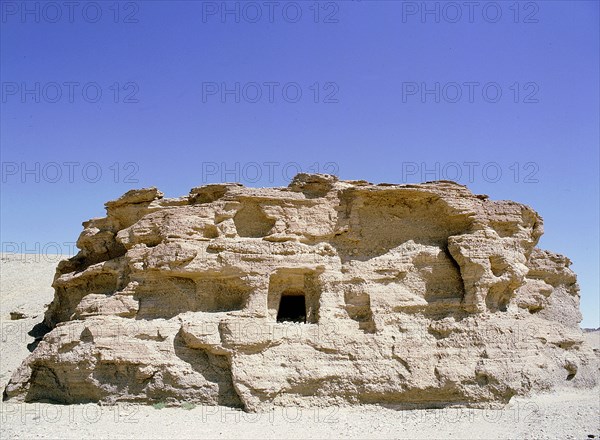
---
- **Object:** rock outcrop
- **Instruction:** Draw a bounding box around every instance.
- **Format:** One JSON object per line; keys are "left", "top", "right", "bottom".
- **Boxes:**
{"left": 4, "top": 174, "right": 598, "bottom": 410}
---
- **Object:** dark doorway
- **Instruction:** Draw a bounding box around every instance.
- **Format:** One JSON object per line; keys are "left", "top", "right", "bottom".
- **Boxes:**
{"left": 277, "top": 295, "right": 306, "bottom": 323}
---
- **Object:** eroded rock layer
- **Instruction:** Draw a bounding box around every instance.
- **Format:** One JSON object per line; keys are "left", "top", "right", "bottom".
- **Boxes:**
{"left": 4, "top": 174, "right": 598, "bottom": 410}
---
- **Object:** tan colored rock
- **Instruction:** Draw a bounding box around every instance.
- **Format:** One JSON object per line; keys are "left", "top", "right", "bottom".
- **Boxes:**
{"left": 3, "top": 174, "right": 597, "bottom": 410}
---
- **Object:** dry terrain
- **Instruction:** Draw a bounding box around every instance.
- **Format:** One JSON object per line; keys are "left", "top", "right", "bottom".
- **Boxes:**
{"left": 1, "top": 252, "right": 598, "bottom": 439}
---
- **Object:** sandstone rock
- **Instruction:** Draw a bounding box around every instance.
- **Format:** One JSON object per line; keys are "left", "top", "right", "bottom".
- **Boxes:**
{"left": 9, "top": 309, "right": 29, "bottom": 320}
{"left": 3, "top": 175, "right": 597, "bottom": 410}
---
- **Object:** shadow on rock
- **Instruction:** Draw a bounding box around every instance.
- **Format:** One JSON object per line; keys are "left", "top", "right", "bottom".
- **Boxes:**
{"left": 27, "top": 322, "right": 51, "bottom": 352}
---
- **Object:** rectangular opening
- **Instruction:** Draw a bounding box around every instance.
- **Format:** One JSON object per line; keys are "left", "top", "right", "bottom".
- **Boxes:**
{"left": 276, "top": 294, "right": 306, "bottom": 323}
{"left": 268, "top": 269, "right": 322, "bottom": 324}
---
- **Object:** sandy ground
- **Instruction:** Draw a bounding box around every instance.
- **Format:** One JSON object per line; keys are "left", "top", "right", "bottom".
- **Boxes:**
{"left": 1, "top": 253, "right": 599, "bottom": 439}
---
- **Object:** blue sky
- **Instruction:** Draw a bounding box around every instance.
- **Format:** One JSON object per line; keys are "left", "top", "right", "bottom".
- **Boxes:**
{"left": 1, "top": 1, "right": 598, "bottom": 327}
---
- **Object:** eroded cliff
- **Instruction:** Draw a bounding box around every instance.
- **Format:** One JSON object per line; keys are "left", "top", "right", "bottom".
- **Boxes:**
{"left": 4, "top": 174, "right": 597, "bottom": 410}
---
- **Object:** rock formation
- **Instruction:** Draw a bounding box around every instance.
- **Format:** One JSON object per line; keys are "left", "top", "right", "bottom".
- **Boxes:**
{"left": 4, "top": 174, "right": 598, "bottom": 410}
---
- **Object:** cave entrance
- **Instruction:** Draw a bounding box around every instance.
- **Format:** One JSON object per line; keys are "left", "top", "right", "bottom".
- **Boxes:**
{"left": 268, "top": 269, "right": 321, "bottom": 323}
{"left": 276, "top": 294, "right": 306, "bottom": 323}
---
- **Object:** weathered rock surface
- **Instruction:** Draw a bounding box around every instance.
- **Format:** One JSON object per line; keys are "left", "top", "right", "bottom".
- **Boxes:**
{"left": 4, "top": 174, "right": 598, "bottom": 410}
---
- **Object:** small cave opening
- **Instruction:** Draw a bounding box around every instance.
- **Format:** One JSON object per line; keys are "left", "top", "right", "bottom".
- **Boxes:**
{"left": 276, "top": 294, "right": 307, "bottom": 323}
{"left": 565, "top": 363, "right": 577, "bottom": 381}
{"left": 268, "top": 269, "right": 322, "bottom": 324}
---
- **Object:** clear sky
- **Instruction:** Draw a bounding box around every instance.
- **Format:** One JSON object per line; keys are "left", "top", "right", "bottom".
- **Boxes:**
{"left": 1, "top": 1, "right": 598, "bottom": 327}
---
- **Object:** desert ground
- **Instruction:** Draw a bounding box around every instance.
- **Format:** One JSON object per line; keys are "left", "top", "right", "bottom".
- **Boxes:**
{"left": 1, "top": 253, "right": 598, "bottom": 439}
